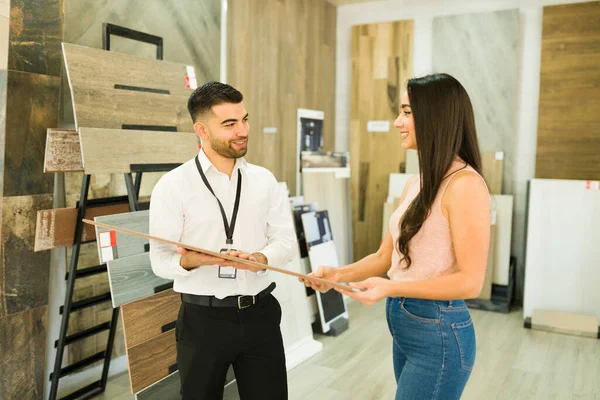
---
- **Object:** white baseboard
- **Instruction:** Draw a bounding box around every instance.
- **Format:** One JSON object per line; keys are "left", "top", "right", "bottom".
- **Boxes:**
{"left": 284, "top": 336, "right": 323, "bottom": 371}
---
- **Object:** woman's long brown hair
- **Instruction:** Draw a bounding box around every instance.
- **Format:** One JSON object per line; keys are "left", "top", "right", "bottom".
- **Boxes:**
{"left": 397, "top": 73, "right": 482, "bottom": 269}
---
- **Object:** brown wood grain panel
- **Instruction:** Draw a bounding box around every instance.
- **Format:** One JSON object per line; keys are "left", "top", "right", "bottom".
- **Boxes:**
{"left": 536, "top": 2, "right": 600, "bottom": 180}
{"left": 228, "top": 0, "right": 336, "bottom": 191}
{"left": 0, "top": 305, "right": 47, "bottom": 399}
{"left": 44, "top": 129, "right": 83, "bottom": 172}
{"left": 34, "top": 202, "right": 130, "bottom": 251}
{"left": 121, "top": 289, "right": 181, "bottom": 349}
{"left": 350, "top": 20, "right": 414, "bottom": 260}
{"left": 127, "top": 329, "right": 177, "bottom": 393}
{"left": 62, "top": 43, "right": 195, "bottom": 96}
{"left": 79, "top": 128, "right": 198, "bottom": 175}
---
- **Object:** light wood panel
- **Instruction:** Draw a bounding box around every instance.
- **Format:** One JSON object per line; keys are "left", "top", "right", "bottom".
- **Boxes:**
{"left": 79, "top": 127, "right": 197, "bottom": 174}
{"left": 106, "top": 252, "right": 172, "bottom": 308}
{"left": 478, "top": 224, "right": 496, "bottom": 301}
{"left": 227, "top": 0, "right": 336, "bottom": 190}
{"left": 127, "top": 329, "right": 176, "bottom": 393}
{"left": 34, "top": 202, "right": 130, "bottom": 251}
{"left": 531, "top": 309, "right": 598, "bottom": 339}
{"left": 62, "top": 43, "right": 195, "bottom": 96}
{"left": 492, "top": 195, "right": 513, "bottom": 286}
{"left": 121, "top": 289, "right": 180, "bottom": 349}
{"left": 482, "top": 151, "right": 504, "bottom": 194}
{"left": 44, "top": 129, "right": 83, "bottom": 172}
{"left": 94, "top": 210, "right": 149, "bottom": 261}
{"left": 350, "top": 21, "right": 413, "bottom": 260}
{"left": 536, "top": 2, "right": 600, "bottom": 180}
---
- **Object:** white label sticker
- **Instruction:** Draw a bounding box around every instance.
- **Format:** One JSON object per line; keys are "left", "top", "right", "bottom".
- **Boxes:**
{"left": 101, "top": 246, "right": 114, "bottom": 262}
{"left": 495, "top": 152, "right": 504, "bottom": 161}
{"left": 367, "top": 120, "right": 390, "bottom": 132}
{"left": 263, "top": 127, "right": 277, "bottom": 134}
{"left": 186, "top": 66, "right": 197, "bottom": 89}
{"left": 99, "top": 231, "right": 112, "bottom": 248}
{"left": 335, "top": 168, "right": 351, "bottom": 179}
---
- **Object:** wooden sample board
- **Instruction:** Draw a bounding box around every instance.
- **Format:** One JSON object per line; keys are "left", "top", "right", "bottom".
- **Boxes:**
{"left": 106, "top": 252, "right": 172, "bottom": 308}
{"left": 482, "top": 151, "right": 504, "bottom": 194}
{"left": 79, "top": 127, "right": 198, "bottom": 175}
{"left": 478, "top": 223, "right": 497, "bottom": 301}
{"left": 302, "top": 168, "right": 353, "bottom": 265}
{"left": 530, "top": 309, "right": 599, "bottom": 339}
{"left": 127, "top": 329, "right": 177, "bottom": 393}
{"left": 523, "top": 179, "right": 600, "bottom": 320}
{"left": 536, "top": 2, "right": 600, "bottom": 180}
{"left": 44, "top": 129, "right": 83, "bottom": 172}
{"left": 94, "top": 211, "right": 149, "bottom": 262}
{"left": 491, "top": 195, "right": 513, "bottom": 286}
{"left": 350, "top": 20, "right": 414, "bottom": 261}
{"left": 34, "top": 202, "right": 130, "bottom": 251}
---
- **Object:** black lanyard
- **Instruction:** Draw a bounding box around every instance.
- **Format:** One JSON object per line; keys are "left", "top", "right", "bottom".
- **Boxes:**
{"left": 195, "top": 156, "right": 242, "bottom": 247}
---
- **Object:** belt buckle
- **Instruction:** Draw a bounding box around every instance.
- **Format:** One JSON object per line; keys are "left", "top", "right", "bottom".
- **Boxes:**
{"left": 237, "top": 295, "right": 255, "bottom": 309}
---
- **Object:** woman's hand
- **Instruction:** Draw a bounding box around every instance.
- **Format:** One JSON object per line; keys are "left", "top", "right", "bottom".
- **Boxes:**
{"left": 337, "top": 277, "right": 393, "bottom": 306}
{"left": 298, "top": 266, "right": 340, "bottom": 293}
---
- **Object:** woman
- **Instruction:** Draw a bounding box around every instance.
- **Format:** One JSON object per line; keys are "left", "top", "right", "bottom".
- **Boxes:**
{"left": 301, "top": 73, "right": 490, "bottom": 399}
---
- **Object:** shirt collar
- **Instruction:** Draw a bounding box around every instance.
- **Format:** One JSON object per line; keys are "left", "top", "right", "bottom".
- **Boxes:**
{"left": 197, "top": 148, "right": 248, "bottom": 175}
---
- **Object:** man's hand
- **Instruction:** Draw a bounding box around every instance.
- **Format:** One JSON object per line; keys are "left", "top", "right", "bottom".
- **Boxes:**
{"left": 225, "top": 250, "right": 268, "bottom": 273}
{"left": 177, "top": 247, "right": 227, "bottom": 270}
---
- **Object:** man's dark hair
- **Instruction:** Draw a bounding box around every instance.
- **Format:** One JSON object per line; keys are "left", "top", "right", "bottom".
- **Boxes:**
{"left": 187, "top": 81, "right": 243, "bottom": 122}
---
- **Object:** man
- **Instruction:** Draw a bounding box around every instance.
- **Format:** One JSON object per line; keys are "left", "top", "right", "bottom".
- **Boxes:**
{"left": 149, "top": 81, "right": 296, "bottom": 399}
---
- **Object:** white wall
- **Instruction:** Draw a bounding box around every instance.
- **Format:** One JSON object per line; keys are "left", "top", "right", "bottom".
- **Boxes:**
{"left": 335, "top": 0, "right": 592, "bottom": 300}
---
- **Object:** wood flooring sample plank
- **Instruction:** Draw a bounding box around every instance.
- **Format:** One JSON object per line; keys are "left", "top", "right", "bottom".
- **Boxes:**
{"left": 121, "top": 289, "right": 180, "bottom": 349}
{"left": 107, "top": 252, "right": 172, "bottom": 308}
{"left": 127, "top": 329, "right": 177, "bottom": 393}
{"left": 62, "top": 43, "right": 194, "bottom": 96}
{"left": 34, "top": 202, "right": 130, "bottom": 251}
{"left": 44, "top": 129, "right": 83, "bottom": 172}
{"left": 482, "top": 151, "right": 504, "bottom": 194}
{"left": 94, "top": 210, "right": 149, "bottom": 262}
{"left": 79, "top": 127, "right": 197, "bottom": 175}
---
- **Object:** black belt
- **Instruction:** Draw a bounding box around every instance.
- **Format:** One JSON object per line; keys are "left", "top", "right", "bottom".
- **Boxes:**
{"left": 181, "top": 282, "right": 276, "bottom": 310}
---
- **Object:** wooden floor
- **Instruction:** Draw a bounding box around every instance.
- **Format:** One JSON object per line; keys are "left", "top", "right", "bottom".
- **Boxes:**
{"left": 93, "top": 300, "right": 600, "bottom": 400}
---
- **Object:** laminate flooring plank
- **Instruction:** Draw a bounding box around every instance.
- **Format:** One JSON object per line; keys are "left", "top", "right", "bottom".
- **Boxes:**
{"left": 106, "top": 252, "right": 172, "bottom": 308}
{"left": 121, "top": 289, "right": 180, "bottom": 349}
{"left": 127, "top": 329, "right": 176, "bottom": 393}
{"left": 62, "top": 43, "right": 195, "bottom": 96}
{"left": 71, "top": 86, "right": 192, "bottom": 132}
{"left": 482, "top": 151, "right": 504, "bottom": 194}
{"left": 79, "top": 128, "right": 197, "bottom": 175}
{"left": 94, "top": 210, "right": 149, "bottom": 262}
{"left": 34, "top": 202, "right": 130, "bottom": 251}
{"left": 44, "top": 128, "right": 83, "bottom": 172}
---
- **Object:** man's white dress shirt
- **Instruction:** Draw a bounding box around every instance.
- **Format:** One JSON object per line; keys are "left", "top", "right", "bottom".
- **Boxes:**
{"left": 149, "top": 149, "right": 296, "bottom": 299}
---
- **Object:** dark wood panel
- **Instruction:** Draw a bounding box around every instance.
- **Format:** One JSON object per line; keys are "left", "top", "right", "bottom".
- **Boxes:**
{"left": 34, "top": 202, "right": 131, "bottom": 252}
{"left": 3, "top": 70, "right": 59, "bottom": 196}
{"left": 121, "top": 289, "right": 180, "bottom": 349}
{"left": 127, "top": 329, "right": 177, "bottom": 393}
{"left": 62, "top": 43, "right": 195, "bottom": 96}
{"left": 8, "top": 0, "right": 64, "bottom": 76}
{"left": 536, "top": 2, "right": 600, "bottom": 180}
{"left": 79, "top": 128, "right": 198, "bottom": 175}
{"left": 0, "top": 306, "right": 47, "bottom": 399}
{"left": 0, "top": 195, "right": 52, "bottom": 318}
{"left": 227, "top": 0, "right": 336, "bottom": 190}
{"left": 44, "top": 129, "right": 83, "bottom": 172}
{"left": 0, "top": 69, "right": 7, "bottom": 201}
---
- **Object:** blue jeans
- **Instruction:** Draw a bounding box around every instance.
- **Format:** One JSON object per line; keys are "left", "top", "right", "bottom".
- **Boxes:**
{"left": 385, "top": 297, "right": 476, "bottom": 399}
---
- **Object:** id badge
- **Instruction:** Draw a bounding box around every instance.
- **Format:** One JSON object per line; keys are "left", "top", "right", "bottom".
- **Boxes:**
{"left": 218, "top": 248, "right": 237, "bottom": 279}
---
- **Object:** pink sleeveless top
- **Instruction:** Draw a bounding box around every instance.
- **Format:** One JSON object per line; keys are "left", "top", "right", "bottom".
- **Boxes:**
{"left": 387, "top": 160, "right": 487, "bottom": 282}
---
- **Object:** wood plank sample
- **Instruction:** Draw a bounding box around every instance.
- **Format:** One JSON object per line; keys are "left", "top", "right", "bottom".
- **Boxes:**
{"left": 62, "top": 43, "right": 194, "bottom": 96}
{"left": 482, "top": 151, "right": 504, "bottom": 194}
{"left": 0, "top": 305, "right": 47, "bottom": 399}
{"left": 79, "top": 127, "right": 197, "bottom": 175}
{"left": 8, "top": 0, "right": 63, "bottom": 76}
{"left": 478, "top": 223, "right": 496, "bottom": 301}
{"left": 34, "top": 202, "right": 130, "bottom": 251}
{"left": 227, "top": 0, "right": 336, "bottom": 191}
{"left": 492, "top": 195, "right": 513, "bottom": 286}
{"left": 121, "top": 289, "right": 180, "bottom": 349}
{"left": 94, "top": 210, "right": 149, "bottom": 261}
{"left": 44, "top": 129, "right": 83, "bottom": 172}
{"left": 1, "top": 195, "right": 52, "bottom": 317}
{"left": 107, "top": 252, "right": 172, "bottom": 308}
{"left": 531, "top": 309, "right": 599, "bottom": 339}
{"left": 3, "top": 70, "right": 59, "bottom": 196}
{"left": 135, "top": 371, "right": 181, "bottom": 400}
{"left": 350, "top": 21, "right": 414, "bottom": 260}
{"left": 536, "top": 2, "right": 600, "bottom": 180}
{"left": 127, "top": 329, "right": 177, "bottom": 393}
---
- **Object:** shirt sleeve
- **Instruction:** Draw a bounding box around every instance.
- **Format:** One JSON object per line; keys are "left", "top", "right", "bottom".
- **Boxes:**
{"left": 258, "top": 175, "right": 297, "bottom": 268}
{"left": 149, "top": 176, "right": 194, "bottom": 280}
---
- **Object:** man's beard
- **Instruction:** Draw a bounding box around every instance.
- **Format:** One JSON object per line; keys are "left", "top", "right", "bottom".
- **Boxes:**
{"left": 210, "top": 136, "right": 248, "bottom": 159}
